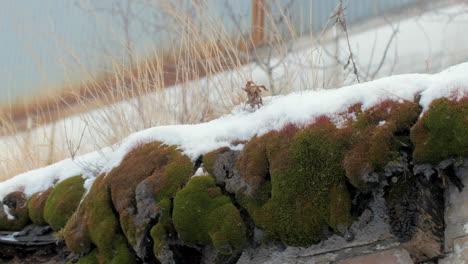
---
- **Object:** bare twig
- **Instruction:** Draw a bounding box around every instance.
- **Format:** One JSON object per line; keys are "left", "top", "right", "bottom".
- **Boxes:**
{"left": 369, "top": 23, "right": 400, "bottom": 79}
{"left": 331, "top": 0, "right": 360, "bottom": 83}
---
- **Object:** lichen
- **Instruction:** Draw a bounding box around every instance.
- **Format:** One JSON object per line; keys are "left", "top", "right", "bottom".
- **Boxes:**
{"left": 44, "top": 175, "right": 85, "bottom": 231}
{"left": 238, "top": 120, "right": 352, "bottom": 246}
{"left": 0, "top": 191, "right": 30, "bottom": 231}
{"left": 411, "top": 97, "right": 467, "bottom": 164}
{"left": 28, "top": 188, "right": 52, "bottom": 225}
{"left": 172, "top": 175, "right": 247, "bottom": 254}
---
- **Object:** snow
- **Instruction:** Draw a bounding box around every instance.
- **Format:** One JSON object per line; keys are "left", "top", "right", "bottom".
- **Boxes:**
{"left": 0, "top": 234, "right": 17, "bottom": 242}
{"left": 2, "top": 3, "right": 468, "bottom": 187}
{"left": 3, "top": 204, "right": 15, "bottom": 220}
{"left": 0, "top": 61, "right": 466, "bottom": 201}
{"left": 193, "top": 167, "right": 207, "bottom": 177}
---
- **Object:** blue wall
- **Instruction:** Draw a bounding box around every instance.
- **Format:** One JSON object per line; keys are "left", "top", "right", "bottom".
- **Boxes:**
{"left": 0, "top": 0, "right": 427, "bottom": 104}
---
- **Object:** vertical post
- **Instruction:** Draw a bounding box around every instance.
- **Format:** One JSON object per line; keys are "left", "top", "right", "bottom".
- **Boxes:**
{"left": 252, "top": 0, "right": 265, "bottom": 46}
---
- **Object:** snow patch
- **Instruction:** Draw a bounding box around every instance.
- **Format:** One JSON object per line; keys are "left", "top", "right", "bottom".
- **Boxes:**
{"left": 192, "top": 167, "right": 207, "bottom": 177}
{"left": 0, "top": 62, "right": 467, "bottom": 201}
{"left": 0, "top": 234, "right": 17, "bottom": 242}
{"left": 83, "top": 177, "right": 97, "bottom": 197}
{"left": 3, "top": 204, "right": 15, "bottom": 220}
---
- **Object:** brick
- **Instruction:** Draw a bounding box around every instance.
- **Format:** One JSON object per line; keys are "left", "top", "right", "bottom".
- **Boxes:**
{"left": 338, "top": 248, "right": 413, "bottom": 264}
{"left": 440, "top": 236, "right": 468, "bottom": 264}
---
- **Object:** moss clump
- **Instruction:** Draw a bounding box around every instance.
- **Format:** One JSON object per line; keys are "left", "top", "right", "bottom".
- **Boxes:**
{"left": 64, "top": 173, "right": 135, "bottom": 264}
{"left": 238, "top": 119, "right": 352, "bottom": 246}
{"left": 106, "top": 142, "right": 193, "bottom": 250}
{"left": 344, "top": 101, "right": 421, "bottom": 189}
{"left": 328, "top": 184, "right": 353, "bottom": 233}
{"left": 0, "top": 192, "right": 30, "bottom": 231}
{"left": 150, "top": 198, "right": 174, "bottom": 258}
{"left": 64, "top": 141, "right": 193, "bottom": 263}
{"left": 411, "top": 97, "right": 468, "bottom": 164}
{"left": 28, "top": 188, "right": 52, "bottom": 225}
{"left": 236, "top": 136, "right": 269, "bottom": 195}
{"left": 44, "top": 175, "right": 85, "bottom": 231}
{"left": 173, "top": 176, "right": 247, "bottom": 254}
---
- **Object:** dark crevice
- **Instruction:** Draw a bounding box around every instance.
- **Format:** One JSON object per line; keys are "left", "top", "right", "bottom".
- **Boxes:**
{"left": 170, "top": 244, "right": 203, "bottom": 264}
{"left": 263, "top": 159, "right": 272, "bottom": 200}
{"left": 386, "top": 174, "right": 419, "bottom": 243}
{"left": 139, "top": 216, "right": 161, "bottom": 264}
{"left": 444, "top": 164, "right": 464, "bottom": 192}
{"left": 215, "top": 252, "right": 243, "bottom": 264}
{"left": 107, "top": 186, "right": 143, "bottom": 263}
{"left": 194, "top": 155, "right": 203, "bottom": 171}
{"left": 217, "top": 182, "right": 257, "bottom": 245}
{"left": 346, "top": 179, "right": 372, "bottom": 218}
{"left": 223, "top": 164, "right": 231, "bottom": 179}
{"left": 167, "top": 197, "right": 176, "bottom": 240}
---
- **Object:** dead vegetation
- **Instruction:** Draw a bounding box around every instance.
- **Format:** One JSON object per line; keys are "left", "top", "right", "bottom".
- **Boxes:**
{"left": 242, "top": 81, "right": 269, "bottom": 108}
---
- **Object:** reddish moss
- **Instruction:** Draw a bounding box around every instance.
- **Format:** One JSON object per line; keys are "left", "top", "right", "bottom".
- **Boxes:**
{"left": 0, "top": 191, "right": 30, "bottom": 231}
{"left": 279, "top": 123, "right": 301, "bottom": 137}
{"left": 344, "top": 101, "right": 421, "bottom": 189}
{"left": 28, "top": 188, "right": 52, "bottom": 225}
{"left": 230, "top": 139, "right": 247, "bottom": 146}
{"left": 411, "top": 97, "right": 468, "bottom": 164}
{"left": 236, "top": 136, "right": 270, "bottom": 195}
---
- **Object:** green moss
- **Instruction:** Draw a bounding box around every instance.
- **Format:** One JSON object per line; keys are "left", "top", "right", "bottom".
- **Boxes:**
{"left": 64, "top": 174, "right": 136, "bottom": 264}
{"left": 64, "top": 142, "right": 193, "bottom": 263}
{"left": 64, "top": 210, "right": 91, "bottom": 253}
{"left": 44, "top": 175, "right": 85, "bottom": 231}
{"left": 238, "top": 120, "right": 352, "bottom": 246}
{"left": 150, "top": 198, "right": 173, "bottom": 258}
{"left": 411, "top": 97, "right": 468, "bottom": 164}
{"left": 74, "top": 248, "right": 98, "bottom": 264}
{"left": 0, "top": 192, "right": 30, "bottom": 231}
{"left": 28, "top": 188, "right": 52, "bottom": 225}
{"left": 173, "top": 176, "right": 247, "bottom": 254}
{"left": 328, "top": 184, "right": 353, "bottom": 233}
{"left": 106, "top": 141, "right": 193, "bottom": 249}
{"left": 344, "top": 101, "right": 421, "bottom": 189}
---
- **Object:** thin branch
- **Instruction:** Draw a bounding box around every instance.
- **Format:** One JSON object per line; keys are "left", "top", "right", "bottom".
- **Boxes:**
{"left": 331, "top": 0, "right": 360, "bottom": 83}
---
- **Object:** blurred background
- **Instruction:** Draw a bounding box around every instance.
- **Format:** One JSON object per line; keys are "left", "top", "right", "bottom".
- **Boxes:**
{"left": 1, "top": 0, "right": 467, "bottom": 181}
